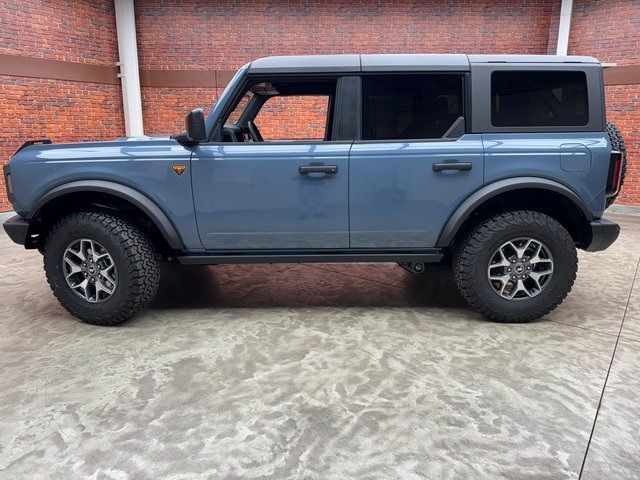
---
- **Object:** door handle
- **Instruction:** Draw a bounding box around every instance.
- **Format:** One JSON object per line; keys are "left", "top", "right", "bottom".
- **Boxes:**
{"left": 432, "top": 162, "right": 473, "bottom": 172}
{"left": 299, "top": 165, "right": 338, "bottom": 175}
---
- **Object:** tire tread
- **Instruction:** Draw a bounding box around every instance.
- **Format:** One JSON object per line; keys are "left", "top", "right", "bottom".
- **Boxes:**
{"left": 44, "top": 211, "right": 160, "bottom": 325}
{"left": 453, "top": 210, "right": 577, "bottom": 323}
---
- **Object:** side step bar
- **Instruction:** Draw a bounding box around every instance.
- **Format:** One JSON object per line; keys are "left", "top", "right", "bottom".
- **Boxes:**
{"left": 177, "top": 251, "right": 444, "bottom": 266}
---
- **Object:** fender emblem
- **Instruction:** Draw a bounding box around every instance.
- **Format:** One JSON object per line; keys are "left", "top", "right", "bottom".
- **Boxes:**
{"left": 172, "top": 164, "right": 187, "bottom": 176}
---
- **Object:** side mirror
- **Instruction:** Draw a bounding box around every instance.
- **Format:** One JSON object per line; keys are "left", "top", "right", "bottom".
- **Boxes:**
{"left": 185, "top": 108, "right": 206, "bottom": 142}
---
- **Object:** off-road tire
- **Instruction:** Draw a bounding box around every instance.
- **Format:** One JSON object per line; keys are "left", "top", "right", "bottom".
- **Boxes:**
{"left": 453, "top": 210, "right": 577, "bottom": 323}
{"left": 605, "top": 121, "right": 627, "bottom": 209}
{"left": 44, "top": 212, "right": 160, "bottom": 325}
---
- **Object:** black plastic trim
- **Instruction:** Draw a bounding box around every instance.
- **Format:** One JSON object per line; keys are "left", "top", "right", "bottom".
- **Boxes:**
{"left": 585, "top": 218, "right": 620, "bottom": 252}
{"left": 299, "top": 164, "right": 338, "bottom": 175}
{"left": 3, "top": 163, "right": 13, "bottom": 203}
{"left": 435, "top": 177, "right": 593, "bottom": 247}
{"left": 333, "top": 75, "right": 361, "bottom": 141}
{"left": 3, "top": 215, "right": 30, "bottom": 246}
{"left": 177, "top": 250, "right": 444, "bottom": 265}
{"left": 432, "top": 162, "right": 472, "bottom": 172}
{"left": 28, "top": 180, "right": 184, "bottom": 250}
{"left": 15, "top": 139, "right": 52, "bottom": 155}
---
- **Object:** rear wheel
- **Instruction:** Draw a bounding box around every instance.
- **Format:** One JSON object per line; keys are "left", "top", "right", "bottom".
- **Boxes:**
{"left": 44, "top": 212, "right": 160, "bottom": 325}
{"left": 453, "top": 210, "right": 577, "bottom": 322}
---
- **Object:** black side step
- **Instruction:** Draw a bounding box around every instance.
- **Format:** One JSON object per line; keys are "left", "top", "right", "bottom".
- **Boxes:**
{"left": 177, "top": 251, "right": 444, "bottom": 266}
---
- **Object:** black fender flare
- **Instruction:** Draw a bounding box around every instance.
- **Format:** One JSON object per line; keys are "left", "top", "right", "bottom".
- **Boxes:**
{"left": 435, "top": 177, "right": 593, "bottom": 248}
{"left": 28, "top": 180, "right": 184, "bottom": 250}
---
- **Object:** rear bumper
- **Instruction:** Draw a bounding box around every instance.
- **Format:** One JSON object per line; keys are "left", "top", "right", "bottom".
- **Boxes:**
{"left": 584, "top": 218, "right": 620, "bottom": 252}
{"left": 2, "top": 215, "right": 30, "bottom": 246}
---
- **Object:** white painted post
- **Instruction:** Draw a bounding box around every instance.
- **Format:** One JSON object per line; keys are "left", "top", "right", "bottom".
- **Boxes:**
{"left": 114, "top": 0, "right": 144, "bottom": 137}
{"left": 556, "top": 0, "right": 574, "bottom": 56}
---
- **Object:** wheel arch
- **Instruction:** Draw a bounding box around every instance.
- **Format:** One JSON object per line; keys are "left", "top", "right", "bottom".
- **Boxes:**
{"left": 28, "top": 180, "right": 184, "bottom": 251}
{"left": 436, "top": 177, "right": 594, "bottom": 248}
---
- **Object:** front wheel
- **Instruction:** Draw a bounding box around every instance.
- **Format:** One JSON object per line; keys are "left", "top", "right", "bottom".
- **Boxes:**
{"left": 453, "top": 211, "right": 577, "bottom": 322}
{"left": 44, "top": 212, "right": 161, "bottom": 325}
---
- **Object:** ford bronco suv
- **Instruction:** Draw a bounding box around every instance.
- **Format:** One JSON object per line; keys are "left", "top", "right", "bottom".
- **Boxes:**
{"left": 3, "top": 54, "right": 625, "bottom": 325}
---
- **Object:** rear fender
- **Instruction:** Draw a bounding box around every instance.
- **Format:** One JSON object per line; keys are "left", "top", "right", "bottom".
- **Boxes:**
{"left": 435, "top": 177, "right": 593, "bottom": 247}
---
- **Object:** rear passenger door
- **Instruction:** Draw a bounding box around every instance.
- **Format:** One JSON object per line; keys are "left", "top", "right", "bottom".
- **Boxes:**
{"left": 349, "top": 73, "right": 484, "bottom": 248}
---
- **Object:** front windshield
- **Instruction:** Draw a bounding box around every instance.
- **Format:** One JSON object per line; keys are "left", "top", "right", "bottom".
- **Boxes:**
{"left": 204, "top": 64, "right": 249, "bottom": 134}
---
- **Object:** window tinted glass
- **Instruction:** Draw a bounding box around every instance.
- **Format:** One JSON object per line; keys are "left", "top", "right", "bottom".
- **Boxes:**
{"left": 491, "top": 71, "right": 589, "bottom": 127}
{"left": 362, "top": 74, "right": 464, "bottom": 140}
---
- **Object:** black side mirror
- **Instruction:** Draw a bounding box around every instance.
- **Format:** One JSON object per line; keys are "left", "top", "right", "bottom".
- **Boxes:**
{"left": 185, "top": 108, "right": 206, "bottom": 142}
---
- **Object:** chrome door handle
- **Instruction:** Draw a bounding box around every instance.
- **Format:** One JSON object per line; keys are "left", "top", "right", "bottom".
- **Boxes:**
{"left": 432, "top": 162, "right": 472, "bottom": 172}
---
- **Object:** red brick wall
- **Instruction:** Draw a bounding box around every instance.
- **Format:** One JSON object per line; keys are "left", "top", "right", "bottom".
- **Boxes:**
{"left": 0, "top": 0, "right": 119, "bottom": 64}
{"left": 604, "top": 85, "right": 640, "bottom": 205}
{"left": 256, "top": 96, "right": 330, "bottom": 141}
{"left": 135, "top": 0, "right": 556, "bottom": 71}
{"left": 141, "top": 87, "right": 223, "bottom": 135}
{"left": 2, "top": 0, "right": 640, "bottom": 211}
{"left": 134, "top": 0, "right": 558, "bottom": 139}
{"left": 566, "top": 0, "right": 640, "bottom": 206}
{"left": 135, "top": 0, "right": 557, "bottom": 138}
{"left": 0, "top": 0, "right": 124, "bottom": 212}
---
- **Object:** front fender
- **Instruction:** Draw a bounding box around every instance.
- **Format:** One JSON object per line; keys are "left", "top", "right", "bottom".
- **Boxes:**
{"left": 435, "top": 177, "right": 593, "bottom": 248}
{"left": 29, "top": 180, "right": 184, "bottom": 250}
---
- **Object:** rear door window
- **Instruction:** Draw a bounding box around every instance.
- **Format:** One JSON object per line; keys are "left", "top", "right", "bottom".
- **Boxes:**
{"left": 361, "top": 74, "right": 464, "bottom": 140}
{"left": 491, "top": 71, "right": 589, "bottom": 128}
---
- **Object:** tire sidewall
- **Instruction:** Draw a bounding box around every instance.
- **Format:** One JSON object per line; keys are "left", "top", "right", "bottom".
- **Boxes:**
{"left": 465, "top": 221, "right": 577, "bottom": 317}
{"left": 45, "top": 219, "right": 135, "bottom": 318}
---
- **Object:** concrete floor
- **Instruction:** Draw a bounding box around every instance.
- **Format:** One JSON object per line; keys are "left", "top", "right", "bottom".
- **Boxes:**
{"left": 0, "top": 214, "right": 639, "bottom": 480}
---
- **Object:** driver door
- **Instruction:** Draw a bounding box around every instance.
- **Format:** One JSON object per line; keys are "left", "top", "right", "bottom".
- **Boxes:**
{"left": 191, "top": 77, "right": 352, "bottom": 250}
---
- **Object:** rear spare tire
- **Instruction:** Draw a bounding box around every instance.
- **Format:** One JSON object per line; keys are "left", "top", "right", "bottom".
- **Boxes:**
{"left": 606, "top": 122, "right": 628, "bottom": 209}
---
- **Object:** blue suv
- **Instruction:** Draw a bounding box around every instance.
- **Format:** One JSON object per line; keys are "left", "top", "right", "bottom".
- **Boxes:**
{"left": 2, "top": 54, "right": 625, "bottom": 325}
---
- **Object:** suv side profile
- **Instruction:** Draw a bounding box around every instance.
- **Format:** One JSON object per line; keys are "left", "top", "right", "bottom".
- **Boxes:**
{"left": 2, "top": 54, "right": 624, "bottom": 325}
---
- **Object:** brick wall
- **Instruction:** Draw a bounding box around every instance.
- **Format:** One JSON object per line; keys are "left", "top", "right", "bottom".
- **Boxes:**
{"left": 135, "top": 0, "right": 556, "bottom": 72}
{"left": 256, "top": 96, "right": 330, "bottom": 141}
{"left": 135, "top": 0, "right": 556, "bottom": 137}
{"left": 566, "top": 0, "right": 640, "bottom": 206}
{"left": 0, "top": 0, "right": 124, "bottom": 212}
{"left": 2, "top": 0, "right": 640, "bottom": 211}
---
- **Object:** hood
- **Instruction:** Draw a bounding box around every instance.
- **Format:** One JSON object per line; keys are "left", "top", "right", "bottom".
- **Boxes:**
{"left": 112, "top": 134, "right": 174, "bottom": 142}
{"left": 10, "top": 135, "right": 192, "bottom": 166}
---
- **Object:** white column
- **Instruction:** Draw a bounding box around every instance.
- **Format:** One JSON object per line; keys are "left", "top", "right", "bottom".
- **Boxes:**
{"left": 556, "top": 0, "right": 574, "bottom": 56}
{"left": 114, "top": 0, "right": 144, "bottom": 137}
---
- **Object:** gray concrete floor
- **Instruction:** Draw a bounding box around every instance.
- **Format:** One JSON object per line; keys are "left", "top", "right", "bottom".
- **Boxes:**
{"left": 0, "top": 214, "right": 639, "bottom": 480}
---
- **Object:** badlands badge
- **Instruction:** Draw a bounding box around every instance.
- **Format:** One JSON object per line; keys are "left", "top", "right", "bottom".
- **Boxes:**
{"left": 172, "top": 164, "right": 187, "bottom": 176}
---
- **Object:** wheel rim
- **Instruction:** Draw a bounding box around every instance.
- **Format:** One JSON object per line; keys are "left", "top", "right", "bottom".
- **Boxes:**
{"left": 62, "top": 239, "right": 118, "bottom": 303}
{"left": 487, "top": 237, "right": 554, "bottom": 300}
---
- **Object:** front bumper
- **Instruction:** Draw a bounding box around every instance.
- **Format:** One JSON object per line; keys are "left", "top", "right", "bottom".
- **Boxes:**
{"left": 585, "top": 218, "right": 620, "bottom": 252}
{"left": 3, "top": 215, "right": 30, "bottom": 246}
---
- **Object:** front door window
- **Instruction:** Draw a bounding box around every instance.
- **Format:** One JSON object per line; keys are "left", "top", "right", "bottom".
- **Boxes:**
{"left": 219, "top": 78, "right": 337, "bottom": 143}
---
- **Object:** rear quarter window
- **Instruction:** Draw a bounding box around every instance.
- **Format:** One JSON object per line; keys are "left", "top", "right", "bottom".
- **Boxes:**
{"left": 491, "top": 71, "right": 589, "bottom": 128}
